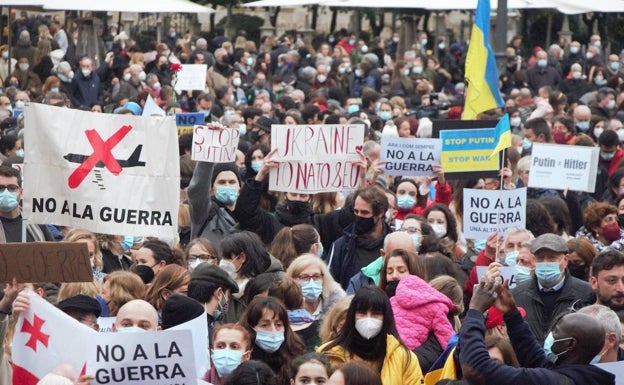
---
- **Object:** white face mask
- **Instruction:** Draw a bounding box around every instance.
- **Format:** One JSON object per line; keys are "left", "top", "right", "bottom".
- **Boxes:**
{"left": 233, "top": 77, "right": 242, "bottom": 87}
{"left": 188, "top": 258, "right": 202, "bottom": 271}
{"left": 139, "top": 71, "right": 146, "bottom": 81}
{"left": 117, "top": 326, "right": 146, "bottom": 333}
{"left": 431, "top": 223, "right": 447, "bottom": 238}
{"left": 355, "top": 317, "right": 383, "bottom": 339}
{"left": 219, "top": 259, "right": 239, "bottom": 280}
{"left": 152, "top": 82, "right": 161, "bottom": 90}
{"left": 510, "top": 117, "right": 521, "bottom": 127}
{"left": 123, "top": 73, "right": 131, "bottom": 82}
{"left": 81, "top": 68, "right": 92, "bottom": 77}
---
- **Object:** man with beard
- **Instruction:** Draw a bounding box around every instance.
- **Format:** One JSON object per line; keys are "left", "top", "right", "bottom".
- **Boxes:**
{"left": 591, "top": 250, "right": 624, "bottom": 312}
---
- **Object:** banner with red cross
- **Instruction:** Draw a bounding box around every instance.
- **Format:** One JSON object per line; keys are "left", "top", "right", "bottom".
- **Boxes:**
{"left": 23, "top": 104, "right": 179, "bottom": 237}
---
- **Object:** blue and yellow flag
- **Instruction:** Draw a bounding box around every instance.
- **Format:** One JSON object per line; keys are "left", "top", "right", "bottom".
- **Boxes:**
{"left": 489, "top": 113, "right": 511, "bottom": 158}
{"left": 462, "top": 0, "right": 504, "bottom": 120}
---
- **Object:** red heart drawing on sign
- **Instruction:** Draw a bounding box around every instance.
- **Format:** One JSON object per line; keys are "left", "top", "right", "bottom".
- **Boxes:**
{"left": 356, "top": 145, "right": 363, "bottom": 152}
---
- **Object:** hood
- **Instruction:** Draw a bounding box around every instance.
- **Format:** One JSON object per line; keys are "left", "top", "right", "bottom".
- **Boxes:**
{"left": 393, "top": 275, "right": 454, "bottom": 311}
{"left": 360, "top": 256, "right": 383, "bottom": 283}
{"left": 555, "top": 364, "right": 614, "bottom": 385}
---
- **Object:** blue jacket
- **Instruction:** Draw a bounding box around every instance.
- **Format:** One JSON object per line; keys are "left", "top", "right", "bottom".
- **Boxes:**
{"left": 70, "top": 71, "right": 103, "bottom": 107}
{"left": 459, "top": 309, "right": 615, "bottom": 385}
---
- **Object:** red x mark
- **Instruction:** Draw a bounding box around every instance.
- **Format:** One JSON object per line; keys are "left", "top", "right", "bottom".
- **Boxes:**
{"left": 21, "top": 313, "right": 50, "bottom": 352}
{"left": 68, "top": 125, "right": 132, "bottom": 189}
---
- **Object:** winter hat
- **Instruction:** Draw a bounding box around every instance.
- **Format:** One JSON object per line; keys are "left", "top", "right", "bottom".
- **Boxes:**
{"left": 161, "top": 294, "right": 205, "bottom": 329}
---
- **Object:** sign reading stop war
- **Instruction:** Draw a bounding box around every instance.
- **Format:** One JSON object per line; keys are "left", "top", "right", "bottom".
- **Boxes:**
{"left": 0, "top": 242, "right": 92, "bottom": 283}
{"left": 528, "top": 143, "right": 599, "bottom": 193}
{"left": 380, "top": 136, "right": 441, "bottom": 176}
{"left": 463, "top": 188, "right": 527, "bottom": 239}
{"left": 269, "top": 124, "right": 365, "bottom": 193}
{"left": 192, "top": 125, "right": 240, "bottom": 163}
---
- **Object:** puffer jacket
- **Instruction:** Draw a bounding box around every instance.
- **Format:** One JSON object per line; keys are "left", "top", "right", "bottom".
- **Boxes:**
{"left": 318, "top": 334, "right": 424, "bottom": 385}
{"left": 391, "top": 275, "right": 455, "bottom": 350}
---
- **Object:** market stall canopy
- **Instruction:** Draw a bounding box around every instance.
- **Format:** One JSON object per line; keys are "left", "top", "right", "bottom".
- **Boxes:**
{"left": 3, "top": 0, "right": 214, "bottom": 13}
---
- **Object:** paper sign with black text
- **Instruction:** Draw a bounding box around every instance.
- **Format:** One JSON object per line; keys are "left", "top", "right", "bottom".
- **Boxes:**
{"left": 463, "top": 188, "right": 526, "bottom": 239}
{"left": 192, "top": 125, "right": 240, "bottom": 163}
{"left": 528, "top": 143, "right": 599, "bottom": 192}
{"left": 380, "top": 136, "right": 441, "bottom": 176}
{"left": 269, "top": 124, "right": 364, "bottom": 193}
{"left": 88, "top": 329, "right": 197, "bottom": 385}
{"left": 173, "top": 64, "right": 207, "bottom": 92}
{"left": 23, "top": 104, "right": 179, "bottom": 238}
{"left": 476, "top": 266, "right": 518, "bottom": 289}
{"left": 97, "top": 317, "right": 115, "bottom": 333}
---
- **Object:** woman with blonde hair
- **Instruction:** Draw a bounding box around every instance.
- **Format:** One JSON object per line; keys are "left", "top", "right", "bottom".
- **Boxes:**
{"left": 286, "top": 253, "right": 345, "bottom": 321}
{"left": 319, "top": 295, "right": 353, "bottom": 343}
{"left": 144, "top": 264, "right": 190, "bottom": 313}
{"left": 57, "top": 282, "right": 99, "bottom": 302}
{"left": 64, "top": 228, "right": 104, "bottom": 281}
{"left": 101, "top": 271, "right": 145, "bottom": 316}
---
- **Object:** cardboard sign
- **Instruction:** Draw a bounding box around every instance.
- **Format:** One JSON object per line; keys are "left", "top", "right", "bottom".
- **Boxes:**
{"left": 380, "top": 136, "right": 441, "bottom": 176}
{"left": 88, "top": 329, "right": 197, "bottom": 385}
{"left": 176, "top": 112, "right": 204, "bottom": 136}
{"left": 0, "top": 242, "right": 92, "bottom": 283}
{"left": 528, "top": 143, "right": 599, "bottom": 193}
{"left": 476, "top": 266, "right": 518, "bottom": 289}
{"left": 269, "top": 124, "right": 364, "bottom": 193}
{"left": 191, "top": 125, "right": 240, "bottom": 163}
{"left": 173, "top": 64, "right": 207, "bottom": 92}
{"left": 462, "top": 188, "right": 527, "bottom": 239}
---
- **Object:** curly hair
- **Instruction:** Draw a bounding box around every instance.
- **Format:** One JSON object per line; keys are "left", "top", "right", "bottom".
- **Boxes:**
{"left": 584, "top": 202, "right": 618, "bottom": 234}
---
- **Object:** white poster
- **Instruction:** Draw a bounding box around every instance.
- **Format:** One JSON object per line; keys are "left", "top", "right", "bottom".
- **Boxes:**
{"left": 23, "top": 104, "right": 179, "bottom": 237}
{"left": 269, "top": 124, "right": 365, "bottom": 193}
{"left": 87, "top": 329, "right": 197, "bottom": 385}
{"left": 528, "top": 143, "right": 599, "bottom": 193}
{"left": 463, "top": 188, "right": 527, "bottom": 239}
{"left": 174, "top": 64, "right": 208, "bottom": 91}
{"left": 476, "top": 266, "right": 518, "bottom": 289}
{"left": 380, "top": 136, "right": 441, "bottom": 176}
{"left": 191, "top": 125, "right": 240, "bottom": 163}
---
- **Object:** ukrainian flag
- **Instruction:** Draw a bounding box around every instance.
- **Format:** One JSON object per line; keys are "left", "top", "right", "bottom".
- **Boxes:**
{"left": 462, "top": 0, "right": 504, "bottom": 120}
{"left": 489, "top": 113, "right": 511, "bottom": 158}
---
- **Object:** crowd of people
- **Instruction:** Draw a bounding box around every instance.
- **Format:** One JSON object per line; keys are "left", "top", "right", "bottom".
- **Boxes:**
{"left": 1, "top": 9, "right": 624, "bottom": 385}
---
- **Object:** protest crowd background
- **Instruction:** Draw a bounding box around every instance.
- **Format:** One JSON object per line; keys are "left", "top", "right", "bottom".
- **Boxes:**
{"left": 4, "top": 3, "right": 624, "bottom": 385}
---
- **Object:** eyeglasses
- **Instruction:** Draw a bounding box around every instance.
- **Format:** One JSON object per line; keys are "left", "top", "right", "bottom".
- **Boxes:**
{"left": 188, "top": 253, "right": 217, "bottom": 261}
{"left": 297, "top": 274, "right": 323, "bottom": 281}
{"left": 400, "top": 226, "right": 422, "bottom": 235}
{"left": 0, "top": 184, "right": 19, "bottom": 193}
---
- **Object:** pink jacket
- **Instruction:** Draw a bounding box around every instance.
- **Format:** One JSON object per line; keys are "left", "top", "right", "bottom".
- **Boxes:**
{"left": 390, "top": 275, "right": 456, "bottom": 351}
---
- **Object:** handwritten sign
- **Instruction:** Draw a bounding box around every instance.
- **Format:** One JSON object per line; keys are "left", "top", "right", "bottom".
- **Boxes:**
{"left": 528, "top": 143, "right": 599, "bottom": 193}
{"left": 269, "top": 124, "right": 364, "bottom": 193}
{"left": 176, "top": 112, "right": 204, "bottom": 136}
{"left": 88, "top": 329, "right": 197, "bottom": 385}
{"left": 380, "top": 137, "right": 441, "bottom": 176}
{"left": 0, "top": 242, "right": 92, "bottom": 283}
{"left": 476, "top": 266, "right": 518, "bottom": 289}
{"left": 463, "top": 188, "right": 526, "bottom": 239}
{"left": 191, "top": 125, "right": 240, "bottom": 163}
{"left": 173, "top": 64, "right": 207, "bottom": 92}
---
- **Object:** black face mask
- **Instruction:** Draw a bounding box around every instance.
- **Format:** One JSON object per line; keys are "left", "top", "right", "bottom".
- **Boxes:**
{"left": 618, "top": 214, "right": 624, "bottom": 228}
{"left": 248, "top": 130, "right": 260, "bottom": 143}
{"left": 355, "top": 215, "right": 376, "bottom": 235}
{"left": 567, "top": 264, "right": 587, "bottom": 280}
{"left": 385, "top": 280, "right": 399, "bottom": 297}
{"left": 286, "top": 199, "right": 310, "bottom": 215}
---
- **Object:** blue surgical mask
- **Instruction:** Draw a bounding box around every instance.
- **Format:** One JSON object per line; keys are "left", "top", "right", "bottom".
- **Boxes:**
{"left": 246, "top": 57, "right": 254, "bottom": 66}
{"left": 347, "top": 104, "right": 359, "bottom": 114}
{"left": 212, "top": 348, "right": 245, "bottom": 377}
{"left": 355, "top": 69, "right": 362, "bottom": 77}
{"left": 215, "top": 186, "right": 238, "bottom": 205}
{"left": 301, "top": 280, "right": 323, "bottom": 301}
{"left": 121, "top": 235, "right": 134, "bottom": 253}
{"left": 379, "top": 111, "right": 392, "bottom": 121}
{"left": 543, "top": 331, "right": 575, "bottom": 363}
{"left": 537, "top": 59, "right": 547, "bottom": 67}
{"left": 0, "top": 190, "right": 18, "bottom": 213}
{"left": 569, "top": 46, "right": 579, "bottom": 54}
{"left": 515, "top": 265, "right": 532, "bottom": 284}
{"left": 522, "top": 137, "right": 532, "bottom": 150}
{"left": 315, "top": 242, "right": 324, "bottom": 258}
{"left": 239, "top": 124, "right": 247, "bottom": 136}
{"left": 254, "top": 329, "right": 284, "bottom": 353}
{"left": 15, "top": 149, "right": 24, "bottom": 158}
{"left": 535, "top": 261, "right": 562, "bottom": 286}
{"left": 473, "top": 239, "right": 486, "bottom": 253}
{"left": 412, "top": 66, "right": 423, "bottom": 74}
{"left": 412, "top": 234, "right": 421, "bottom": 251}
{"left": 251, "top": 160, "right": 263, "bottom": 173}
{"left": 51, "top": 87, "right": 59, "bottom": 93}
{"left": 590, "top": 349, "right": 606, "bottom": 365}
{"left": 504, "top": 250, "right": 519, "bottom": 266}
{"left": 576, "top": 121, "right": 590, "bottom": 132}
{"left": 397, "top": 195, "right": 416, "bottom": 210}
{"left": 611, "top": 62, "right": 620, "bottom": 71}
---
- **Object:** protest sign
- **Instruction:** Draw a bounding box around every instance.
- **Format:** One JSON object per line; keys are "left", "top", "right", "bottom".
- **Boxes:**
{"left": 380, "top": 136, "right": 441, "bottom": 176}
{"left": 173, "top": 64, "right": 207, "bottom": 92}
{"left": 97, "top": 317, "right": 115, "bottom": 333}
{"left": 269, "top": 124, "right": 364, "bottom": 193}
{"left": 528, "top": 143, "right": 599, "bottom": 193}
{"left": 192, "top": 125, "right": 240, "bottom": 163}
{"left": 595, "top": 362, "right": 624, "bottom": 385}
{"left": 476, "top": 266, "right": 518, "bottom": 289}
{"left": 170, "top": 313, "right": 210, "bottom": 378}
{"left": 462, "top": 188, "right": 526, "bottom": 239}
{"left": 176, "top": 112, "right": 205, "bottom": 136}
{"left": 0, "top": 242, "right": 92, "bottom": 283}
{"left": 88, "top": 329, "right": 197, "bottom": 385}
{"left": 24, "top": 104, "right": 179, "bottom": 238}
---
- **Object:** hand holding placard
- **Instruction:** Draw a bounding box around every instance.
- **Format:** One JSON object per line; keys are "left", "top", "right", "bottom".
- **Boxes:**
{"left": 255, "top": 148, "right": 279, "bottom": 182}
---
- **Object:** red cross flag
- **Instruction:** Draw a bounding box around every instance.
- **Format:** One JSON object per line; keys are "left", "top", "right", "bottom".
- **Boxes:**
{"left": 23, "top": 104, "right": 180, "bottom": 237}
{"left": 12, "top": 292, "right": 96, "bottom": 385}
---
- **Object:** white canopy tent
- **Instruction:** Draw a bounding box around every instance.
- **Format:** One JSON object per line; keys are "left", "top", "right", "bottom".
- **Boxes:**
{"left": 2, "top": 0, "right": 214, "bottom": 13}
{"left": 243, "top": 0, "right": 323, "bottom": 6}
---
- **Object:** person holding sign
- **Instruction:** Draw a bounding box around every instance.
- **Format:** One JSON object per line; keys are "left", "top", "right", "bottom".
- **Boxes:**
{"left": 393, "top": 167, "right": 450, "bottom": 223}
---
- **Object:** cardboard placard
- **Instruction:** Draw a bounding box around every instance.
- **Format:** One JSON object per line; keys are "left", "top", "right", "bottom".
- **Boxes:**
{"left": 528, "top": 143, "right": 599, "bottom": 193}
{"left": 476, "top": 265, "right": 518, "bottom": 289}
{"left": 380, "top": 136, "right": 441, "bottom": 176}
{"left": 0, "top": 242, "right": 92, "bottom": 283}
{"left": 173, "top": 64, "right": 207, "bottom": 92}
{"left": 191, "top": 125, "right": 240, "bottom": 163}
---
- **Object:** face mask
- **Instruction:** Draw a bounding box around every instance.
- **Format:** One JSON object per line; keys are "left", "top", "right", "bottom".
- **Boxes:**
{"left": 355, "top": 317, "right": 383, "bottom": 339}
{"left": 233, "top": 77, "right": 242, "bottom": 87}
{"left": 251, "top": 160, "right": 263, "bottom": 173}
{"left": 473, "top": 239, "right": 486, "bottom": 253}
{"left": 411, "top": 234, "right": 421, "bottom": 251}
{"left": 569, "top": 46, "right": 579, "bottom": 54}
{"left": 138, "top": 71, "right": 146, "bottom": 81}
{"left": 347, "top": 104, "right": 359, "bottom": 114}
{"left": 576, "top": 121, "right": 590, "bottom": 132}
{"left": 81, "top": 69, "right": 91, "bottom": 77}
{"left": 317, "top": 74, "right": 327, "bottom": 83}
{"left": 301, "top": 280, "right": 323, "bottom": 301}
{"left": 338, "top": 66, "right": 346, "bottom": 75}
{"left": 534, "top": 261, "right": 562, "bottom": 286}
{"left": 379, "top": 111, "right": 392, "bottom": 121}
{"left": 421, "top": 38, "right": 428, "bottom": 46}
{"left": 239, "top": 124, "right": 247, "bottom": 136}
{"left": 152, "top": 82, "right": 161, "bottom": 90}
{"left": 15, "top": 149, "right": 24, "bottom": 158}
{"left": 361, "top": 45, "right": 368, "bottom": 53}
{"left": 553, "top": 130, "right": 568, "bottom": 144}
{"left": 348, "top": 39, "right": 355, "bottom": 46}
{"left": 188, "top": 258, "right": 202, "bottom": 271}
{"left": 14, "top": 100, "right": 24, "bottom": 109}
{"left": 515, "top": 265, "right": 532, "bottom": 284}
{"left": 123, "top": 73, "right": 131, "bottom": 82}
{"left": 397, "top": 195, "right": 416, "bottom": 210}
{"left": 600, "top": 151, "right": 615, "bottom": 161}
{"left": 68, "top": 70, "right": 74, "bottom": 80}
{"left": 611, "top": 62, "right": 620, "bottom": 71}
{"left": 254, "top": 329, "right": 284, "bottom": 353}
{"left": 618, "top": 214, "right": 624, "bottom": 228}
{"left": 572, "top": 71, "right": 581, "bottom": 79}
{"left": 355, "top": 69, "right": 362, "bottom": 77}
{"left": 504, "top": 250, "right": 519, "bottom": 266}
{"left": 1, "top": 52, "right": 7, "bottom": 60}
{"left": 587, "top": 52, "right": 594, "bottom": 59}
{"left": 393, "top": 37, "right": 400, "bottom": 43}
{"left": 354, "top": 215, "right": 376, "bottom": 235}
{"left": 537, "top": 59, "right": 547, "bottom": 67}
{"left": 602, "top": 222, "right": 621, "bottom": 242}
{"left": 286, "top": 199, "right": 310, "bottom": 215}
{"left": 567, "top": 263, "right": 587, "bottom": 280}
{"left": 0, "top": 190, "right": 18, "bottom": 213}
{"left": 215, "top": 186, "right": 239, "bottom": 205}
{"left": 607, "top": 100, "right": 616, "bottom": 110}
{"left": 219, "top": 259, "right": 239, "bottom": 280}
{"left": 19, "top": 63, "right": 29, "bottom": 71}
{"left": 50, "top": 87, "right": 59, "bottom": 93}
{"left": 522, "top": 137, "right": 532, "bottom": 150}
{"left": 595, "top": 76, "right": 606, "bottom": 86}
{"left": 438, "top": 43, "right": 446, "bottom": 50}
{"left": 543, "top": 331, "right": 575, "bottom": 363}
{"left": 117, "top": 326, "right": 146, "bottom": 333}
{"left": 412, "top": 66, "right": 423, "bottom": 74}
{"left": 594, "top": 41, "right": 601, "bottom": 48}
{"left": 315, "top": 242, "right": 324, "bottom": 258}
{"left": 212, "top": 349, "right": 244, "bottom": 377}
{"left": 403, "top": 69, "right": 410, "bottom": 76}
{"left": 510, "top": 117, "right": 521, "bottom": 127}
{"left": 590, "top": 349, "right": 607, "bottom": 365}
{"left": 431, "top": 223, "right": 447, "bottom": 238}
{"left": 120, "top": 235, "right": 134, "bottom": 253}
